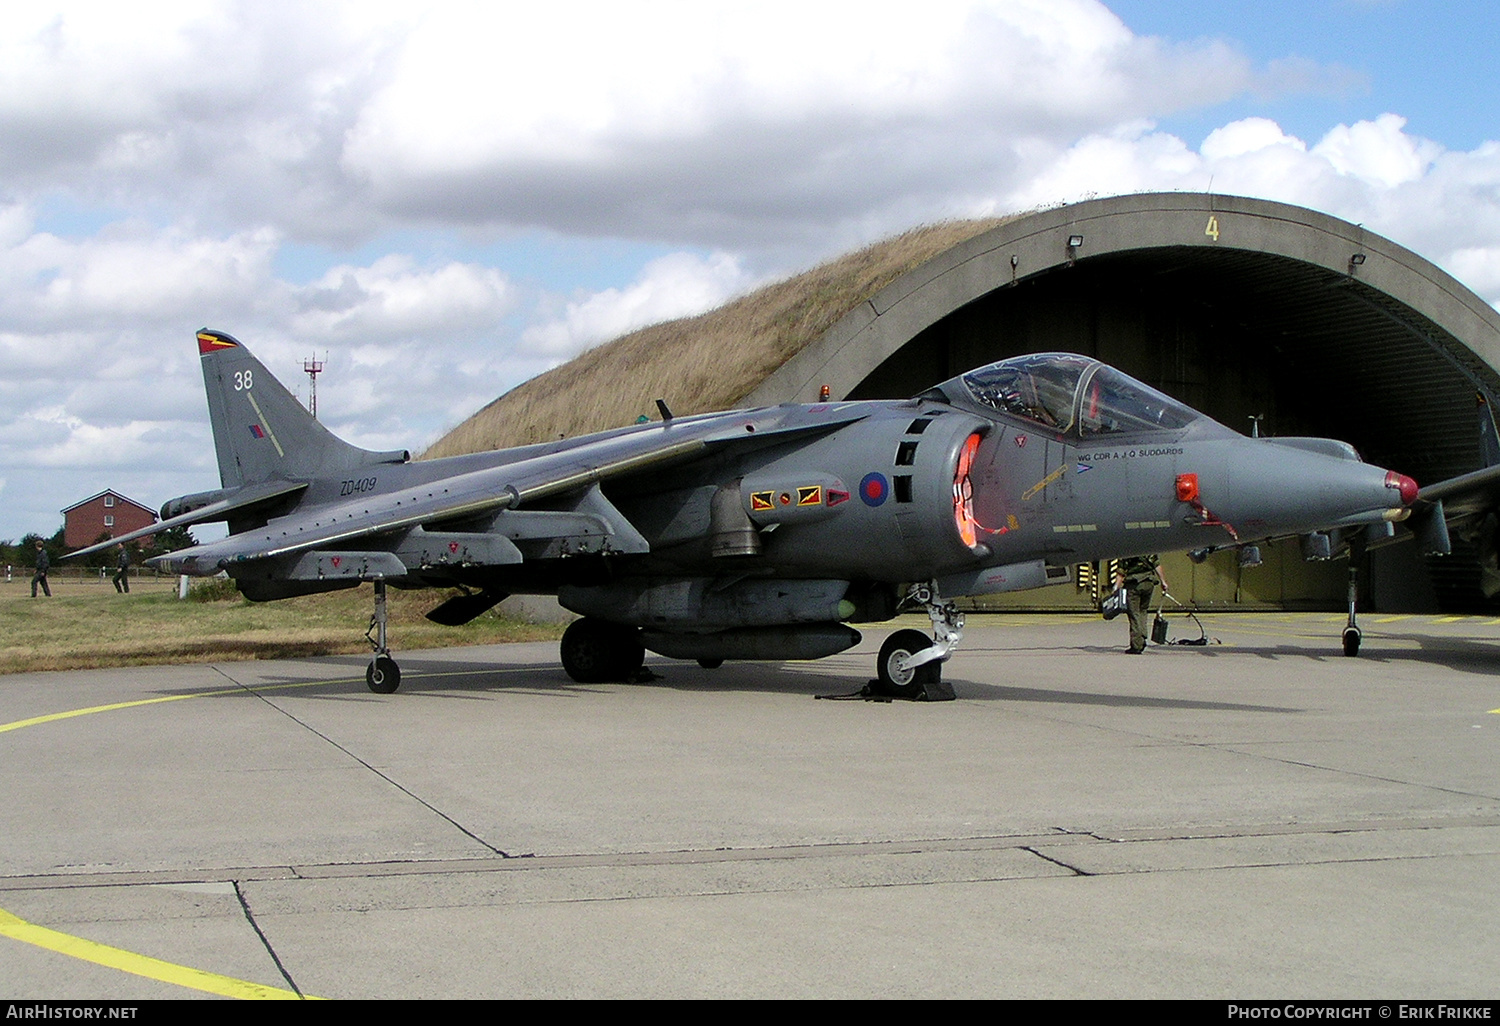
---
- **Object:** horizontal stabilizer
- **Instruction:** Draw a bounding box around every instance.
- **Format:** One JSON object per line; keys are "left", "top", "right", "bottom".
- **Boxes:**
{"left": 67, "top": 479, "right": 308, "bottom": 561}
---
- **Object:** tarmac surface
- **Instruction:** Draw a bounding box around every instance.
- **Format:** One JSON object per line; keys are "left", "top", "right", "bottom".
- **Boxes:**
{"left": 1, "top": 610, "right": 1498, "bottom": 999}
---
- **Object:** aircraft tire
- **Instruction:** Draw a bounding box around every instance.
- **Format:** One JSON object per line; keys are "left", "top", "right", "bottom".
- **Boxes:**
{"left": 877, "top": 629, "right": 940, "bottom": 699}
{"left": 1342, "top": 627, "right": 1361, "bottom": 657}
{"left": 367, "top": 655, "right": 401, "bottom": 694}
{"left": 696, "top": 658, "right": 724, "bottom": 669}
{"left": 561, "top": 618, "right": 645, "bottom": 683}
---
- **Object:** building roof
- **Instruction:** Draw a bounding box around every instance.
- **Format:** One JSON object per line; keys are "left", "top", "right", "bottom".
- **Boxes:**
{"left": 60, "top": 489, "right": 157, "bottom": 518}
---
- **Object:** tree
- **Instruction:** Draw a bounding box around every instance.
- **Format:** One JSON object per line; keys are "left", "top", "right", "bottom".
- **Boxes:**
{"left": 155, "top": 525, "right": 198, "bottom": 553}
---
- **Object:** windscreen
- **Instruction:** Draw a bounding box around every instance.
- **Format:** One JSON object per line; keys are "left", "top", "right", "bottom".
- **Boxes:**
{"left": 948, "top": 354, "right": 1198, "bottom": 438}
{"left": 960, "top": 354, "right": 1091, "bottom": 432}
{"left": 1076, "top": 367, "right": 1197, "bottom": 436}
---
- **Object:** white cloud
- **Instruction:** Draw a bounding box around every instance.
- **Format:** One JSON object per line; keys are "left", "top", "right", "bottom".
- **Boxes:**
{"left": 0, "top": 1, "right": 1280, "bottom": 248}
{"left": 290, "top": 255, "right": 516, "bottom": 340}
{"left": 521, "top": 251, "right": 755, "bottom": 356}
{"left": 337, "top": 1, "right": 1263, "bottom": 243}
{"left": 0, "top": 221, "right": 278, "bottom": 332}
{"left": 1448, "top": 247, "right": 1500, "bottom": 306}
{"left": 1200, "top": 117, "right": 1306, "bottom": 162}
{"left": 1311, "top": 113, "right": 1440, "bottom": 189}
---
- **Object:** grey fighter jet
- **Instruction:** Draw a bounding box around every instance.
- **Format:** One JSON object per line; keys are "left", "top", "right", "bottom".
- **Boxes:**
{"left": 74, "top": 330, "right": 1419, "bottom": 696}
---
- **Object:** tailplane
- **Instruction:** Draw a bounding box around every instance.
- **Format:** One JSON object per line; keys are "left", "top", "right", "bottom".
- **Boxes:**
{"left": 197, "top": 329, "right": 407, "bottom": 487}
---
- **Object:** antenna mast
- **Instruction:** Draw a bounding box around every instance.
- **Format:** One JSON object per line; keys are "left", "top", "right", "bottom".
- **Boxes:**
{"left": 302, "top": 353, "right": 326, "bottom": 419}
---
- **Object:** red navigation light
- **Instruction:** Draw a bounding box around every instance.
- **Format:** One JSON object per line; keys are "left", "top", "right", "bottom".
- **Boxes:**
{"left": 1175, "top": 473, "right": 1199, "bottom": 503}
{"left": 1386, "top": 470, "right": 1419, "bottom": 506}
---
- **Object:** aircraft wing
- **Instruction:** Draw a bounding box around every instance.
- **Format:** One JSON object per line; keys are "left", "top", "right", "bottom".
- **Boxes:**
{"left": 150, "top": 406, "right": 867, "bottom": 575}
{"left": 1416, "top": 464, "right": 1500, "bottom": 522}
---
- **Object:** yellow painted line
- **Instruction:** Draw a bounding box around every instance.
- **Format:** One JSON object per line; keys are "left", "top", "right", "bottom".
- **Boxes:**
{"left": 0, "top": 668, "right": 515, "bottom": 736}
{"left": 0, "top": 906, "right": 309, "bottom": 999}
{"left": 0, "top": 691, "right": 227, "bottom": 735}
{"left": 1375, "top": 615, "right": 1412, "bottom": 623}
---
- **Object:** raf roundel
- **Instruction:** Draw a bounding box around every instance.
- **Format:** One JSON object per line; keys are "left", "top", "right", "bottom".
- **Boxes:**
{"left": 859, "top": 472, "right": 889, "bottom": 507}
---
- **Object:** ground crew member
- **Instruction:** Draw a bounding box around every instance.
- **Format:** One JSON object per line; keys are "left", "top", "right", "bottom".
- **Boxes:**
{"left": 31, "top": 540, "right": 51, "bottom": 597}
{"left": 113, "top": 544, "right": 131, "bottom": 593}
{"left": 1116, "top": 554, "right": 1166, "bottom": 653}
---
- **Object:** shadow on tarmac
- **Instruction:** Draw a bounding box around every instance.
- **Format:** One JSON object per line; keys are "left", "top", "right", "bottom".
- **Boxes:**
{"left": 128, "top": 618, "right": 1499, "bottom": 712}
{"left": 171, "top": 651, "right": 1303, "bottom": 716}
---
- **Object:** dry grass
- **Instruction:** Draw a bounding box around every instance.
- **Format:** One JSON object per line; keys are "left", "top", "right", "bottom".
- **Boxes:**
{"left": 423, "top": 219, "right": 1009, "bottom": 458}
{"left": 0, "top": 577, "right": 563, "bottom": 675}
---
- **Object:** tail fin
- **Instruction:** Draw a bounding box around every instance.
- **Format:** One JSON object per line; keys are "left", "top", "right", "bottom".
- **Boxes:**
{"left": 197, "top": 329, "right": 408, "bottom": 487}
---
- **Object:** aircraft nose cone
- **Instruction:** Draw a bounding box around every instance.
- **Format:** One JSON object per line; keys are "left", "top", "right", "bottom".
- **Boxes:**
{"left": 1386, "top": 470, "right": 1419, "bottom": 506}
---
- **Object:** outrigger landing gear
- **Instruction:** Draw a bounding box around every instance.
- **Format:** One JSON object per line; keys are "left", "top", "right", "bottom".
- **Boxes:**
{"left": 365, "top": 578, "right": 401, "bottom": 693}
{"left": 873, "top": 583, "right": 961, "bottom": 700}
{"left": 1342, "top": 563, "right": 1361, "bottom": 658}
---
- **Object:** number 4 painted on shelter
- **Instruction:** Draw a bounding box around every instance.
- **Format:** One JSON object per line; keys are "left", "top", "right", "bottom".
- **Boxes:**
{"left": 1205, "top": 215, "right": 1220, "bottom": 242}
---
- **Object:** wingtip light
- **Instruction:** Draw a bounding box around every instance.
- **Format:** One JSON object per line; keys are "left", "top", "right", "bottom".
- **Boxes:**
{"left": 1386, "top": 470, "right": 1419, "bottom": 506}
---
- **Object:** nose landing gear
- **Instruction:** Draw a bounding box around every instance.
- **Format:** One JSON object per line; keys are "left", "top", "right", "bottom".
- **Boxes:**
{"left": 1342, "top": 563, "right": 1361, "bottom": 657}
{"left": 873, "top": 583, "right": 961, "bottom": 700}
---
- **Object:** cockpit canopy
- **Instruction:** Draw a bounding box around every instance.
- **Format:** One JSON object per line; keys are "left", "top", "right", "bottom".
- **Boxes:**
{"left": 924, "top": 353, "right": 1200, "bottom": 438}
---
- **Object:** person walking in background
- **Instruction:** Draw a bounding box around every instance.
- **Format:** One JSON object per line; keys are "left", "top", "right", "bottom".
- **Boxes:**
{"left": 112, "top": 544, "right": 131, "bottom": 593}
{"left": 1116, "top": 553, "right": 1166, "bottom": 654}
{"left": 31, "top": 540, "right": 50, "bottom": 597}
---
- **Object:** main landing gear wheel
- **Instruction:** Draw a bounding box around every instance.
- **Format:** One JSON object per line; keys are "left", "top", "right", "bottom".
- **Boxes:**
{"left": 877, "top": 629, "right": 940, "bottom": 700}
{"left": 560, "top": 618, "right": 646, "bottom": 683}
{"left": 367, "top": 655, "right": 400, "bottom": 694}
{"left": 697, "top": 658, "right": 724, "bottom": 669}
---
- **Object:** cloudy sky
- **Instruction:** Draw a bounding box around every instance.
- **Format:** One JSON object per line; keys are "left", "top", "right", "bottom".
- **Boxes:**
{"left": 2, "top": 0, "right": 1497, "bottom": 542}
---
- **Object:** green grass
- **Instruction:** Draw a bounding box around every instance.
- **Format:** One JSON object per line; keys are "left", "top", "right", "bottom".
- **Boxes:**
{"left": 0, "top": 576, "right": 564, "bottom": 674}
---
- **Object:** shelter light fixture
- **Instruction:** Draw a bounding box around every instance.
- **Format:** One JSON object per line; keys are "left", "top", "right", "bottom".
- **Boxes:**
{"left": 1067, "top": 234, "right": 1084, "bottom": 249}
{"left": 1348, "top": 252, "right": 1367, "bottom": 274}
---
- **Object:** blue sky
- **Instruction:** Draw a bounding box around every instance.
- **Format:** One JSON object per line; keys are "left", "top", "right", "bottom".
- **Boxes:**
{"left": 0, "top": 0, "right": 1497, "bottom": 542}
{"left": 1111, "top": 0, "right": 1498, "bottom": 150}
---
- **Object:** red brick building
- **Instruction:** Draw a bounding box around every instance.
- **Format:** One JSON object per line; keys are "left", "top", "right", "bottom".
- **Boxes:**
{"left": 62, "top": 490, "right": 157, "bottom": 549}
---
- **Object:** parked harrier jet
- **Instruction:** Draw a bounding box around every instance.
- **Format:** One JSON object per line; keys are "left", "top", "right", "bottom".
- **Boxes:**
{"left": 74, "top": 330, "right": 1419, "bottom": 695}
